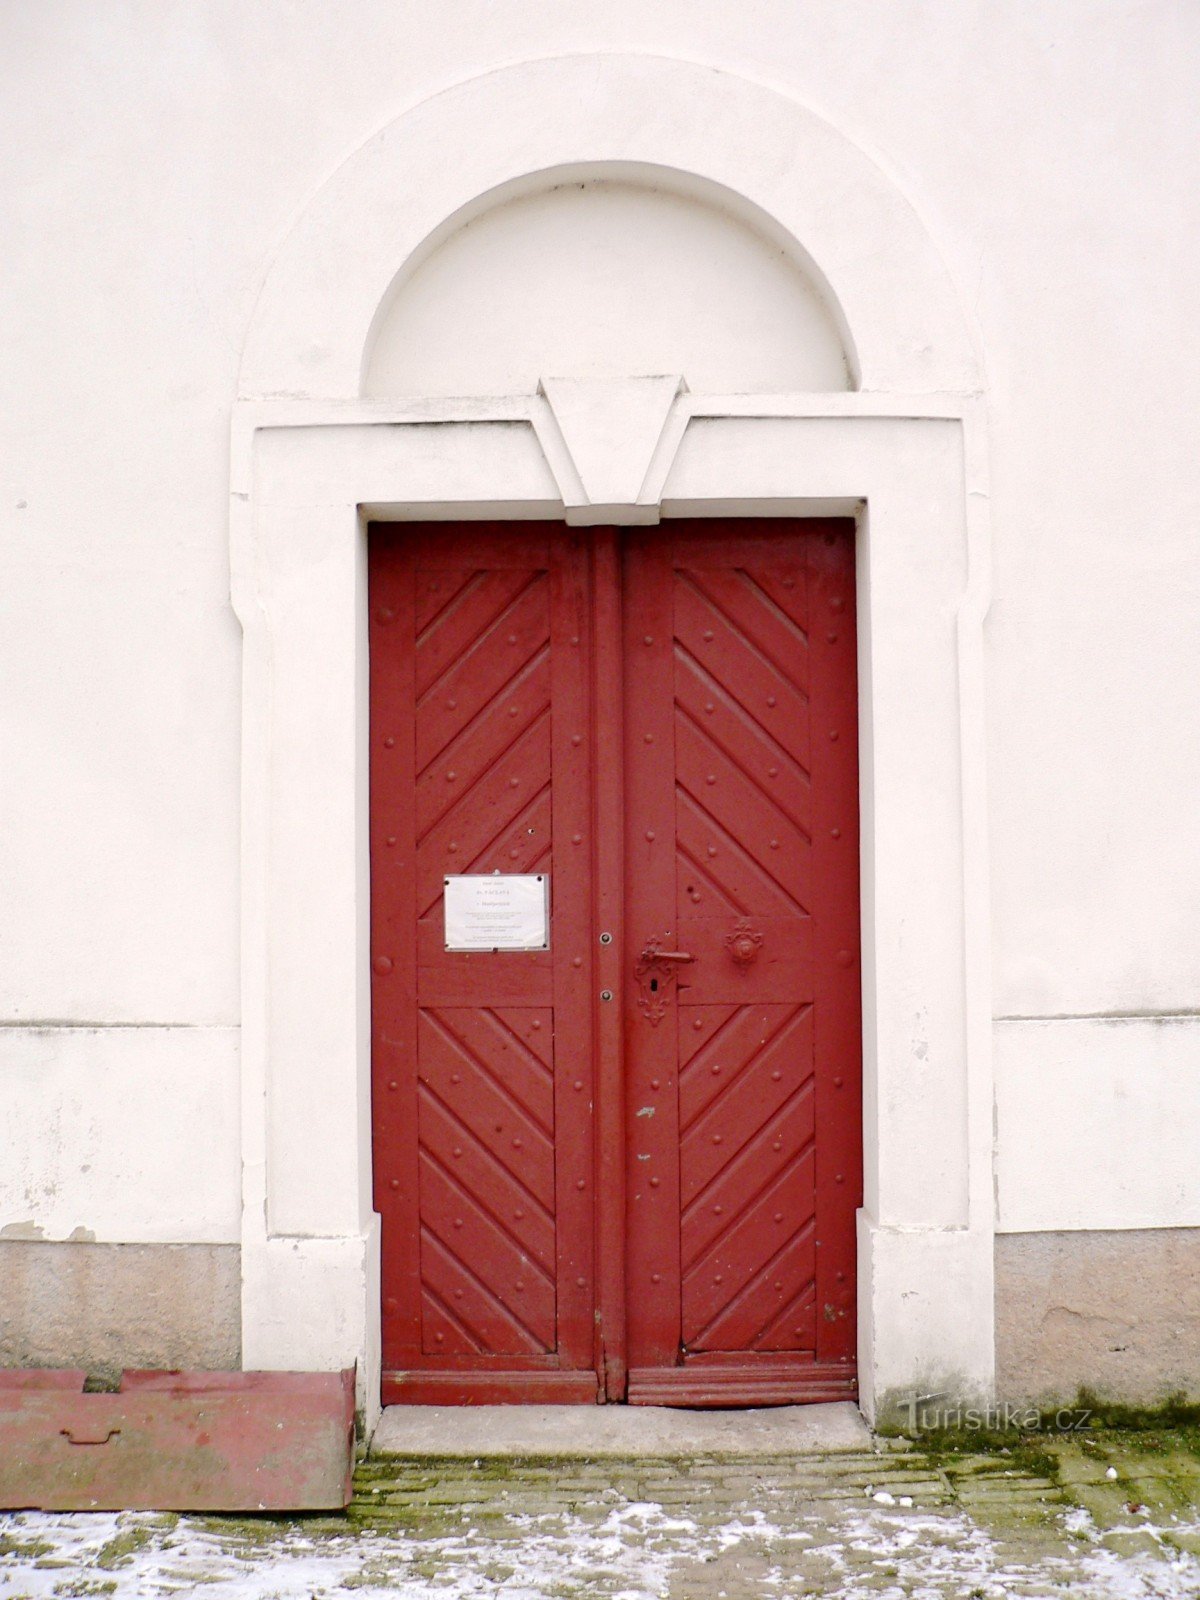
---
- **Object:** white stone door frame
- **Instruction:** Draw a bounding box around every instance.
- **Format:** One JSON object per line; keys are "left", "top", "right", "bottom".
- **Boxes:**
{"left": 230, "top": 55, "right": 995, "bottom": 1427}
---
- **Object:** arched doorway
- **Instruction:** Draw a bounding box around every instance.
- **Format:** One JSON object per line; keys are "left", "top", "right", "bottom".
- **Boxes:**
{"left": 232, "top": 53, "right": 992, "bottom": 1429}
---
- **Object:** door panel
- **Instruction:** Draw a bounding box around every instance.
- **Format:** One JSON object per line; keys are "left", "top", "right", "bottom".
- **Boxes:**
{"left": 622, "top": 525, "right": 860, "bottom": 1406}
{"left": 371, "top": 526, "right": 598, "bottom": 1404}
{"left": 370, "top": 519, "right": 860, "bottom": 1407}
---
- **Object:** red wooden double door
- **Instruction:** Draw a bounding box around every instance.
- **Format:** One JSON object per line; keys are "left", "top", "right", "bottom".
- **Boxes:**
{"left": 369, "top": 520, "right": 861, "bottom": 1406}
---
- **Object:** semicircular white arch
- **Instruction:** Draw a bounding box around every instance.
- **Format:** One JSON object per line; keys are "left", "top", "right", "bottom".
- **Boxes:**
{"left": 238, "top": 53, "right": 979, "bottom": 400}
{"left": 364, "top": 168, "right": 853, "bottom": 397}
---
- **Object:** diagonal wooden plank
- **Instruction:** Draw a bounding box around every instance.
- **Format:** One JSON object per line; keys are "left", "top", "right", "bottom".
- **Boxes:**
{"left": 686, "top": 1229, "right": 817, "bottom": 1353}
{"left": 416, "top": 569, "right": 540, "bottom": 699}
{"left": 742, "top": 565, "right": 809, "bottom": 638}
{"left": 475, "top": 1008, "right": 554, "bottom": 1099}
{"left": 673, "top": 575, "right": 809, "bottom": 770}
{"left": 679, "top": 1004, "right": 804, "bottom": 1133}
{"left": 675, "top": 714, "right": 809, "bottom": 903}
{"left": 680, "top": 567, "right": 809, "bottom": 689}
{"left": 416, "top": 578, "right": 550, "bottom": 766}
{"left": 416, "top": 647, "right": 551, "bottom": 836}
{"left": 676, "top": 840, "right": 742, "bottom": 916}
{"left": 429, "top": 1006, "right": 553, "bottom": 1136}
{"left": 418, "top": 1086, "right": 555, "bottom": 1274}
{"left": 462, "top": 786, "right": 553, "bottom": 879}
{"left": 675, "top": 789, "right": 800, "bottom": 919}
{"left": 415, "top": 568, "right": 485, "bottom": 637}
{"left": 681, "top": 1068, "right": 825, "bottom": 1216}
{"left": 418, "top": 1152, "right": 555, "bottom": 1351}
{"left": 418, "top": 1012, "right": 555, "bottom": 1209}
{"left": 419, "top": 1226, "right": 546, "bottom": 1357}
{"left": 675, "top": 644, "right": 812, "bottom": 822}
{"left": 752, "top": 1278, "right": 818, "bottom": 1352}
{"left": 682, "top": 1102, "right": 815, "bottom": 1271}
{"left": 416, "top": 709, "right": 550, "bottom": 909}
{"left": 681, "top": 1027, "right": 814, "bottom": 1209}
{"left": 418, "top": 793, "right": 554, "bottom": 924}
{"left": 420, "top": 1282, "right": 484, "bottom": 1357}
{"left": 683, "top": 1180, "right": 816, "bottom": 1349}
{"left": 525, "top": 844, "right": 553, "bottom": 874}
{"left": 492, "top": 1008, "right": 553, "bottom": 1072}
{"left": 678, "top": 1003, "right": 741, "bottom": 1073}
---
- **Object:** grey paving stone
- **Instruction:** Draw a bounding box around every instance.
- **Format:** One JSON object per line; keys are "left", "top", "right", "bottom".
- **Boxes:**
{"left": 2, "top": 1436, "right": 1200, "bottom": 1597}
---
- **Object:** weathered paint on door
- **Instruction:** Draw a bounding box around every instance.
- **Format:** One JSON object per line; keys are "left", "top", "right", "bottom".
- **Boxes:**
{"left": 370, "top": 528, "right": 598, "bottom": 1404}
{"left": 621, "top": 528, "right": 860, "bottom": 1405}
{"left": 369, "top": 521, "right": 860, "bottom": 1406}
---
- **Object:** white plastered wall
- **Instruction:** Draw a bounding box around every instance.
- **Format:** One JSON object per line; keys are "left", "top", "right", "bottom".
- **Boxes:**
{"left": 5, "top": 8, "right": 1196, "bottom": 1405}
{"left": 364, "top": 178, "right": 852, "bottom": 396}
{"left": 233, "top": 53, "right": 994, "bottom": 1424}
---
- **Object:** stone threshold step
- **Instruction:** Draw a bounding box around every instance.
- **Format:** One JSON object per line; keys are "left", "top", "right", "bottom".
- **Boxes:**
{"left": 370, "top": 1401, "right": 872, "bottom": 1459}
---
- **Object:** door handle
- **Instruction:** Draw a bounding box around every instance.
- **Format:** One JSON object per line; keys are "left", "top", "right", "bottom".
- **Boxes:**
{"left": 634, "top": 937, "right": 694, "bottom": 1026}
{"left": 636, "top": 936, "right": 694, "bottom": 967}
{"left": 60, "top": 1426, "right": 121, "bottom": 1446}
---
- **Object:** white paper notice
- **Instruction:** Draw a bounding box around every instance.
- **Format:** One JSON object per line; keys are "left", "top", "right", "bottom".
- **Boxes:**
{"left": 443, "top": 874, "right": 550, "bottom": 951}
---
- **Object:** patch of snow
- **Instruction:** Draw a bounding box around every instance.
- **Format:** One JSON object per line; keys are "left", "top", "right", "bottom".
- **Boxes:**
{"left": 3, "top": 1481, "right": 1200, "bottom": 1599}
